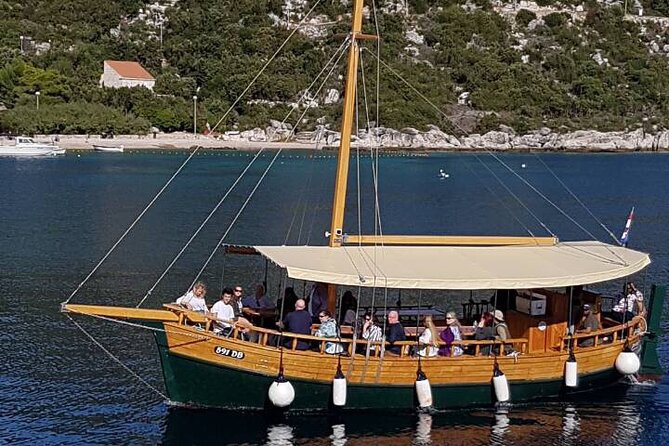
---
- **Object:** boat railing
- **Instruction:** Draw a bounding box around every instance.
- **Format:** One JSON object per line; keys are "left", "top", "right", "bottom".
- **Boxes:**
{"left": 559, "top": 317, "right": 644, "bottom": 351}
{"left": 165, "top": 304, "right": 528, "bottom": 358}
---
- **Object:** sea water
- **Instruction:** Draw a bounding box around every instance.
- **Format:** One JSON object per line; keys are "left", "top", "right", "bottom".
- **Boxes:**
{"left": 1, "top": 151, "right": 668, "bottom": 445}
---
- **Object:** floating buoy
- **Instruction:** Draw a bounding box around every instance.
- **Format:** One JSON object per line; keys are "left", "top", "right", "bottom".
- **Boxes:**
{"left": 492, "top": 363, "right": 510, "bottom": 403}
{"left": 615, "top": 348, "right": 640, "bottom": 375}
{"left": 565, "top": 352, "right": 578, "bottom": 388}
{"left": 415, "top": 369, "right": 433, "bottom": 408}
{"left": 268, "top": 372, "right": 295, "bottom": 408}
{"left": 332, "top": 365, "right": 347, "bottom": 407}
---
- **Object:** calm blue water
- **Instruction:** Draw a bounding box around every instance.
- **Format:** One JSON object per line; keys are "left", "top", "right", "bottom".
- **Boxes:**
{"left": 1, "top": 151, "right": 668, "bottom": 445}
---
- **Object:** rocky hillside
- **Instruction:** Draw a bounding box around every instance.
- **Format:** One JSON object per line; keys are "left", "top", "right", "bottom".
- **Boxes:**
{"left": 0, "top": 0, "right": 668, "bottom": 137}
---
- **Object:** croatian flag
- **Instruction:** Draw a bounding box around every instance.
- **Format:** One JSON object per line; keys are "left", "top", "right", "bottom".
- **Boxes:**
{"left": 619, "top": 206, "right": 635, "bottom": 247}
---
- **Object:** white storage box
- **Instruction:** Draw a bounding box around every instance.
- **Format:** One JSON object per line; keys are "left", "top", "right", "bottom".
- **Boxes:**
{"left": 515, "top": 291, "right": 546, "bottom": 316}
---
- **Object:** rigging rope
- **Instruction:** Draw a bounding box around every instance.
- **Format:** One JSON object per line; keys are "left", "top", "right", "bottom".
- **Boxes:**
{"left": 62, "top": 149, "right": 202, "bottom": 306}
{"left": 363, "top": 47, "right": 626, "bottom": 252}
{"left": 135, "top": 149, "right": 264, "bottom": 308}
{"left": 277, "top": 36, "right": 351, "bottom": 244}
{"left": 208, "top": 0, "right": 324, "bottom": 135}
{"left": 463, "top": 158, "right": 537, "bottom": 237}
{"left": 189, "top": 148, "right": 285, "bottom": 289}
{"left": 533, "top": 154, "right": 621, "bottom": 245}
{"left": 473, "top": 154, "right": 555, "bottom": 238}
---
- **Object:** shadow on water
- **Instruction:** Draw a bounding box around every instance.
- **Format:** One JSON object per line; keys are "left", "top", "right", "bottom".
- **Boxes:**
{"left": 159, "top": 382, "right": 657, "bottom": 446}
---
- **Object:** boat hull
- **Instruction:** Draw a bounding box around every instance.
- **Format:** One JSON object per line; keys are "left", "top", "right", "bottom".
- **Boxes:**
{"left": 0, "top": 146, "right": 61, "bottom": 156}
{"left": 92, "top": 145, "right": 124, "bottom": 153}
{"left": 153, "top": 330, "right": 625, "bottom": 411}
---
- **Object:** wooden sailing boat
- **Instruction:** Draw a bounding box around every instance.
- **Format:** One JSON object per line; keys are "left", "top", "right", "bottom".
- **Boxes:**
{"left": 62, "top": 0, "right": 664, "bottom": 410}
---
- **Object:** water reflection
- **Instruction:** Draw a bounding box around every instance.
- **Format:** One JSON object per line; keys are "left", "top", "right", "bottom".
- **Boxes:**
{"left": 266, "top": 424, "right": 294, "bottom": 446}
{"left": 612, "top": 404, "right": 642, "bottom": 446}
{"left": 490, "top": 407, "right": 510, "bottom": 445}
{"left": 414, "top": 413, "right": 432, "bottom": 445}
{"left": 160, "top": 395, "right": 651, "bottom": 446}
{"left": 561, "top": 404, "right": 580, "bottom": 445}
{"left": 330, "top": 423, "right": 346, "bottom": 446}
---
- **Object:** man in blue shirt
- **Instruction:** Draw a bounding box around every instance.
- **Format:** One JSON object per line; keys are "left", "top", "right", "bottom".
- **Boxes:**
{"left": 386, "top": 310, "right": 406, "bottom": 354}
{"left": 278, "top": 299, "right": 312, "bottom": 350}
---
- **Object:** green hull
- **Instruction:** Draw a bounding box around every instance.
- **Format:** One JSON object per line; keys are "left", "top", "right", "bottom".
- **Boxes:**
{"left": 153, "top": 332, "right": 624, "bottom": 411}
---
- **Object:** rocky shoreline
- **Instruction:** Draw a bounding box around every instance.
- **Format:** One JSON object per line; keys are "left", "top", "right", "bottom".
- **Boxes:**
{"left": 5, "top": 125, "right": 669, "bottom": 152}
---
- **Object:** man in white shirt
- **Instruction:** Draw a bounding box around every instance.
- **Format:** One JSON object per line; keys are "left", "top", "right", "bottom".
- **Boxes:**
{"left": 176, "top": 282, "right": 208, "bottom": 312}
{"left": 210, "top": 288, "right": 236, "bottom": 335}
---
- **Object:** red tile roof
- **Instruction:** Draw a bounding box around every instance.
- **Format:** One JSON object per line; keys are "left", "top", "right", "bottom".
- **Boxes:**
{"left": 104, "top": 60, "right": 155, "bottom": 80}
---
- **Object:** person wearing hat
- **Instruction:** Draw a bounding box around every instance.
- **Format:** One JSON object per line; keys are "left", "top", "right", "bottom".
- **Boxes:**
{"left": 493, "top": 310, "right": 513, "bottom": 355}
{"left": 576, "top": 304, "right": 601, "bottom": 347}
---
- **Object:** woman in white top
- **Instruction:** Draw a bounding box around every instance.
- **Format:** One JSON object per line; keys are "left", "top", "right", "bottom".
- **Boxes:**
{"left": 417, "top": 315, "right": 438, "bottom": 357}
{"left": 176, "top": 281, "right": 208, "bottom": 312}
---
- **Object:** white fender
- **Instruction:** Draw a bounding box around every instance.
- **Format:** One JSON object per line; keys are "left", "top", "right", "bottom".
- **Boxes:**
{"left": 565, "top": 358, "right": 578, "bottom": 388}
{"left": 615, "top": 350, "right": 641, "bottom": 375}
{"left": 268, "top": 375, "right": 295, "bottom": 408}
{"left": 332, "top": 376, "right": 347, "bottom": 406}
{"left": 493, "top": 366, "right": 510, "bottom": 403}
{"left": 415, "top": 377, "right": 433, "bottom": 408}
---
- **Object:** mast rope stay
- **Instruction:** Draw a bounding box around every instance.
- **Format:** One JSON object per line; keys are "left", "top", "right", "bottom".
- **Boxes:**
{"left": 136, "top": 150, "right": 265, "bottom": 308}
{"left": 533, "top": 154, "right": 621, "bottom": 245}
{"left": 62, "top": 148, "right": 202, "bottom": 307}
{"left": 362, "top": 47, "right": 627, "bottom": 258}
{"left": 189, "top": 148, "right": 285, "bottom": 290}
{"left": 65, "top": 1, "right": 327, "bottom": 308}
{"left": 207, "top": 0, "right": 324, "bottom": 136}
{"left": 283, "top": 37, "right": 352, "bottom": 244}
{"left": 463, "top": 158, "right": 537, "bottom": 238}
{"left": 473, "top": 154, "right": 555, "bottom": 238}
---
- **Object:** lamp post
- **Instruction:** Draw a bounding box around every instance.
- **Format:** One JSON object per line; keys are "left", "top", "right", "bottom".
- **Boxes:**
{"left": 35, "top": 91, "right": 40, "bottom": 110}
{"left": 192, "top": 95, "right": 197, "bottom": 136}
{"left": 19, "top": 35, "right": 24, "bottom": 54}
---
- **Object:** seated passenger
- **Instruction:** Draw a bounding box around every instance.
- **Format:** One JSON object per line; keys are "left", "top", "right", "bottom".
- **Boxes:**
{"left": 175, "top": 281, "right": 208, "bottom": 312}
{"left": 308, "top": 282, "right": 328, "bottom": 323}
{"left": 576, "top": 304, "right": 601, "bottom": 347}
{"left": 361, "top": 312, "right": 383, "bottom": 352}
{"left": 474, "top": 312, "right": 495, "bottom": 355}
{"left": 417, "top": 315, "right": 438, "bottom": 357}
{"left": 231, "top": 285, "right": 244, "bottom": 317}
{"left": 438, "top": 312, "right": 463, "bottom": 357}
{"left": 210, "top": 288, "right": 235, "bottom": 336}
{"left": 242, "top": 284, "right": 274, "bottom": 311}
{"left": 276, "top": 287, "right": 299, "bottom": 317}
{"left": 315, "top": 310, "right": 343, "bottom": 354}
{"left": 277, "top": 299, "right": 312, "bottom": 350}
{"left": 493, "top": 310, "right": 513, "bottom": 355}
{"left": 339, "top": 290, "right": 358, "bottom": 326}
{"left": 386, "top": 310, "right": 406, "bottom": 355}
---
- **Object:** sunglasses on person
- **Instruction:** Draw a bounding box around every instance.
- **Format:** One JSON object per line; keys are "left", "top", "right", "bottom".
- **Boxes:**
{"left": 234, "top": 288, "right": 243, "bottom": 293}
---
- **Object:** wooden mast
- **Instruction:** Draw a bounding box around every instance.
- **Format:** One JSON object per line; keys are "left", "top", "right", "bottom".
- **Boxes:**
{"left": 326, "top": 0, "right": 366, "bottom": 312}
{"left": 328, "top": 0, "right": 365, "bottom": 248}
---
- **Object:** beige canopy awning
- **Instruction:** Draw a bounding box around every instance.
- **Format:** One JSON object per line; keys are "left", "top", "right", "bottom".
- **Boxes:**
{"left": 253, "top": 242, "right": 650, "bottom": 290}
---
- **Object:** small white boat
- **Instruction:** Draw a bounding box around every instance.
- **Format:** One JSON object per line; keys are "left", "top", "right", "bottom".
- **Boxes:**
{"left": 92, "top": 144, "right": 124, "bottom": 153}
{"left": 0, "top": 136, "right": 64, "bottom": 157}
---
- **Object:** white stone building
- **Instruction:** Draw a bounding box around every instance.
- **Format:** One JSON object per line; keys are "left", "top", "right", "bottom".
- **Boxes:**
{"left": 100, "top": 60, "right": 155, "bottom": 90}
